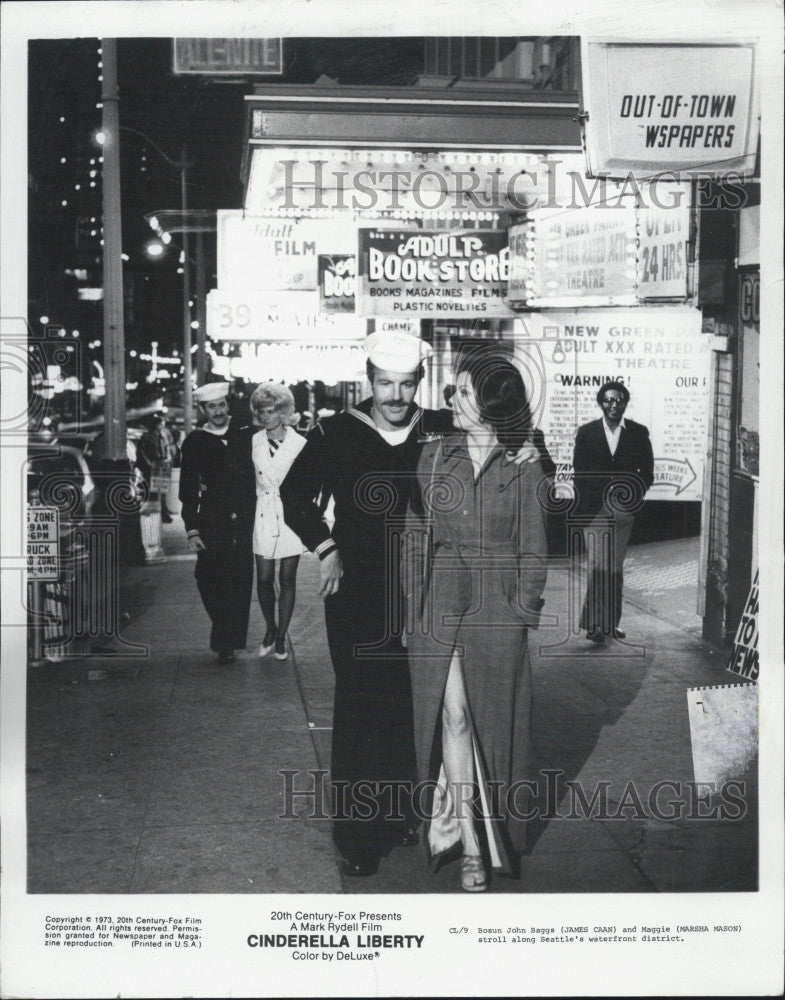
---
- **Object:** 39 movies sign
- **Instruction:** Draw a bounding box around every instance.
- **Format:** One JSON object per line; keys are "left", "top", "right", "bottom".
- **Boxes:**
{"left": 356, "top": 229, "right": 516, "bottom": 318}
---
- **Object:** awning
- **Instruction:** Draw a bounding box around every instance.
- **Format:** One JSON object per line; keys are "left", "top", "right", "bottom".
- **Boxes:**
{"left": 241, "top": 82, "right": 581, "bottom": 186}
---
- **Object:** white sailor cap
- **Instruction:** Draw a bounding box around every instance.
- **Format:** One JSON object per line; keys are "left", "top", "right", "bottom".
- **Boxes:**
{"left": 193, "top": 381, "right": 230, "bottom": 403}
{"left": 365, "top": 331, "right": 432, "bottom": 374}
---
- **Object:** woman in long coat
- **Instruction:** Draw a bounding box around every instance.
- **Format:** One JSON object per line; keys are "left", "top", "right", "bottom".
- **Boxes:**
{"left": 250, "top": 383, "right": 306, "bottom": 660}
{"left": 404, "top": 356, "right": 548, "bottom": 891}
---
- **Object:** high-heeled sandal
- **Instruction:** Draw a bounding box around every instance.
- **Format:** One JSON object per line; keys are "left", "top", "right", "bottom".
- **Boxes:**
{"left": 460, "top": 854, "right": 487, "bottom": 892}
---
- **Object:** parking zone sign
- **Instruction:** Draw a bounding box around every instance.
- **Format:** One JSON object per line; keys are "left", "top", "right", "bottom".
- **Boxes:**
{"left": 27, "top": 506, "right": 59, "bottom": 580}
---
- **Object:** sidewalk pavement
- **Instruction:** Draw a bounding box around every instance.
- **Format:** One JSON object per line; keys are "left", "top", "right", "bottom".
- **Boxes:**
{"left": 27, "top": 514, "right": 756, "bottom": 895}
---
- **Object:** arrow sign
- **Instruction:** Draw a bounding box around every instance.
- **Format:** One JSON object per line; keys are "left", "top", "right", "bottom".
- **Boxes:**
{"left": 652, "top": 458, "right": 697, "bottom": 497}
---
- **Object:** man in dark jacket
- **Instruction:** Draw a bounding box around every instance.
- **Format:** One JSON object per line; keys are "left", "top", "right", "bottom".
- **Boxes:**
{"left": 572, "top": 380, "right": 654, "bottom": 642}
{"left": 137, "top": 413, "right": 175, "bottom": 521}
{"left": 179, "top": 382, "right": 256, "bottom": 664}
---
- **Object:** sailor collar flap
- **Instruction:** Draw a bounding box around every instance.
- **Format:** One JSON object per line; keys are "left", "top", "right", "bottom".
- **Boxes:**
{"left": 347, "top": 402, "right": 424, "bottom": 440}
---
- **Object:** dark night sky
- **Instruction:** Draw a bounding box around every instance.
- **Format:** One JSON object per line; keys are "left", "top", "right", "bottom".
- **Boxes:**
{"left": 27, "top": 36, "right": 426, "bottom": 355}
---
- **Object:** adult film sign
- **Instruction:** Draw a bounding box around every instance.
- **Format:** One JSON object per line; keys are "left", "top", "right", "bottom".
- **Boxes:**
{"left": 217, "top": 212, "right": 357, "bottom": 291}
{"left": 356, "top": 228, "right": 516, "bottom": 318}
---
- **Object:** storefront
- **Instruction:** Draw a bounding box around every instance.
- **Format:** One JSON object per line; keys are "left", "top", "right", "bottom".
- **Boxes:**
{"left": 699, "top": 195, "right": 760, "bottom": 646}
{"left": 216, "top": 82, "right": 582, "bottom": 412}
{"left": 222, "top": 46, "right": 758, "bottom": 639}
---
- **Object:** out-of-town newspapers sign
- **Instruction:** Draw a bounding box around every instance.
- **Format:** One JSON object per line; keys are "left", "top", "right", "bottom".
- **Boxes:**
{"left": 173, "top": 38, "right": 282, "bottom": 75}
{"left": 356, "top": 228, "right": 516, "bottom": 318}
{"left": 216, "top": 212, "right": 357, "bottom": 291}
{"left": 512, "top": 307, "right": 709, "bottom": 500}
{"left": 581, "top": 41, "right": 759, "bottom": 177}
{"left": 206, "top": 288, "right": 365, "bottom": 341}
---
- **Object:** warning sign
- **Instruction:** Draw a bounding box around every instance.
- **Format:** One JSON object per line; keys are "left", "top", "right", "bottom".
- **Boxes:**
{"left": 727, "top": 570, "right": 759, "bottom": 680}
{"left": 27, "top": 505, "right": 60, "bottom": 581}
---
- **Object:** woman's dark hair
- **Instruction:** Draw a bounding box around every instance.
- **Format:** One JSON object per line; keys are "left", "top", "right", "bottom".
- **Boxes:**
{"left": 457, "top": 354, "right": 532, "bottom": 451}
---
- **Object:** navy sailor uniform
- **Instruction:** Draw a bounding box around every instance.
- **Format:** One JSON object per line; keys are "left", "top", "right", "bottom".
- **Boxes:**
{"left": 179, "top": 420, "right": 256, "bottom": 652}
{"left": 281, "top": 399, "right": 454, "bottom": 864}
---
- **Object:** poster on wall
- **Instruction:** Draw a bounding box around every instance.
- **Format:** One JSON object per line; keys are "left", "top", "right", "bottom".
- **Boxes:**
{"left": 508, "top": 200, "right": 691, "bottom": 306}
{"left": 513, "top": 307, "right": 710, "bottom": 499}
{"left": 356, "top": 227, "right": 516, "bottom": 318}
{"left": 317, "top": 254, "right": 356, "bottom": 313}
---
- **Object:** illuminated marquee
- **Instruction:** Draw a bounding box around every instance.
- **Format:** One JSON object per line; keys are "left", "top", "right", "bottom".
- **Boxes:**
{"left": 356, "top": 228, "right": 515, "bottom": 318}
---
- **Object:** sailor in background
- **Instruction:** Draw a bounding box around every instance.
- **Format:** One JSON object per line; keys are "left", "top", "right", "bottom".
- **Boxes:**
{"left": 179, "top": 382, "right": 256, "bottom": 665}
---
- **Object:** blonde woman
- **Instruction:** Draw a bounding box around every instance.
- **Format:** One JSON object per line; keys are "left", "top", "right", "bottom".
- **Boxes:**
{"left": 250, "top": 383, "right": 306, "bottom": 660}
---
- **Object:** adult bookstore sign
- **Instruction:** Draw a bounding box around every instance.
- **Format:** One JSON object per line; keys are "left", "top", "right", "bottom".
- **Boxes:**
{"left": 356, "top": 228, "right": 516, "bottom": 318}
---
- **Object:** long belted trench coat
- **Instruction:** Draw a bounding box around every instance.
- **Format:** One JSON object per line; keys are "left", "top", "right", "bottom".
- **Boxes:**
{"left": 252, "top": 426, "right": 307, "bottom": 559}
{"left": 403, "top": 434, "right": 548, "bottom": 874}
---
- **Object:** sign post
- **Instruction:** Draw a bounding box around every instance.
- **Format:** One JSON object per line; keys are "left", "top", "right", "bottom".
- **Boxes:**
{"left": 27, "top": 505, "right": 59, "bottom": 581}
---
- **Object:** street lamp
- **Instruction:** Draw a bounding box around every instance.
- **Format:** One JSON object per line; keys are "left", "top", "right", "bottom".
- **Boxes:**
{"left": 145, "top": 208, "right": 216, "bottom": 385}
{"left": 96, "top": 125, "right": 196, "bottom": 433}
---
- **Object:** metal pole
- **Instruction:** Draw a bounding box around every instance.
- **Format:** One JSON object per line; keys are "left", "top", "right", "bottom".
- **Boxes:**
{"left": 181, "top": 145, "right": 194, "bottom": 434}
{"left": 195, "top": 228, "right": 208, "bottom": 385}
{"left": 100, "top": 38, "right": 127, "bottom": 459}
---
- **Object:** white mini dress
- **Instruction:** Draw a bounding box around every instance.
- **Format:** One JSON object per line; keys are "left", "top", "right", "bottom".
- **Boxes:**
{"left": 251, "top": 426, "right": 307, "bottom": 559}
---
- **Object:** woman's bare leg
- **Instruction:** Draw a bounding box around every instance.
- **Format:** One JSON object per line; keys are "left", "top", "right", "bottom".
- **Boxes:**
{"left": 441, "top": 649, "right": 481, "bottom": 856}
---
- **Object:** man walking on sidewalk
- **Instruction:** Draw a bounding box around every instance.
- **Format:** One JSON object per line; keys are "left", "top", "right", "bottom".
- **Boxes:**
{"left": 572, "top": 380, "right": 654, "bottom": 643}
{"left": 179, "top": 382, "right": 256, "bottom": 665}
{"left": 137, "top": 412, "right": 175, "bottom": 522}
{"left": 282, "top": 333, "right": 538, "bottom": 877}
